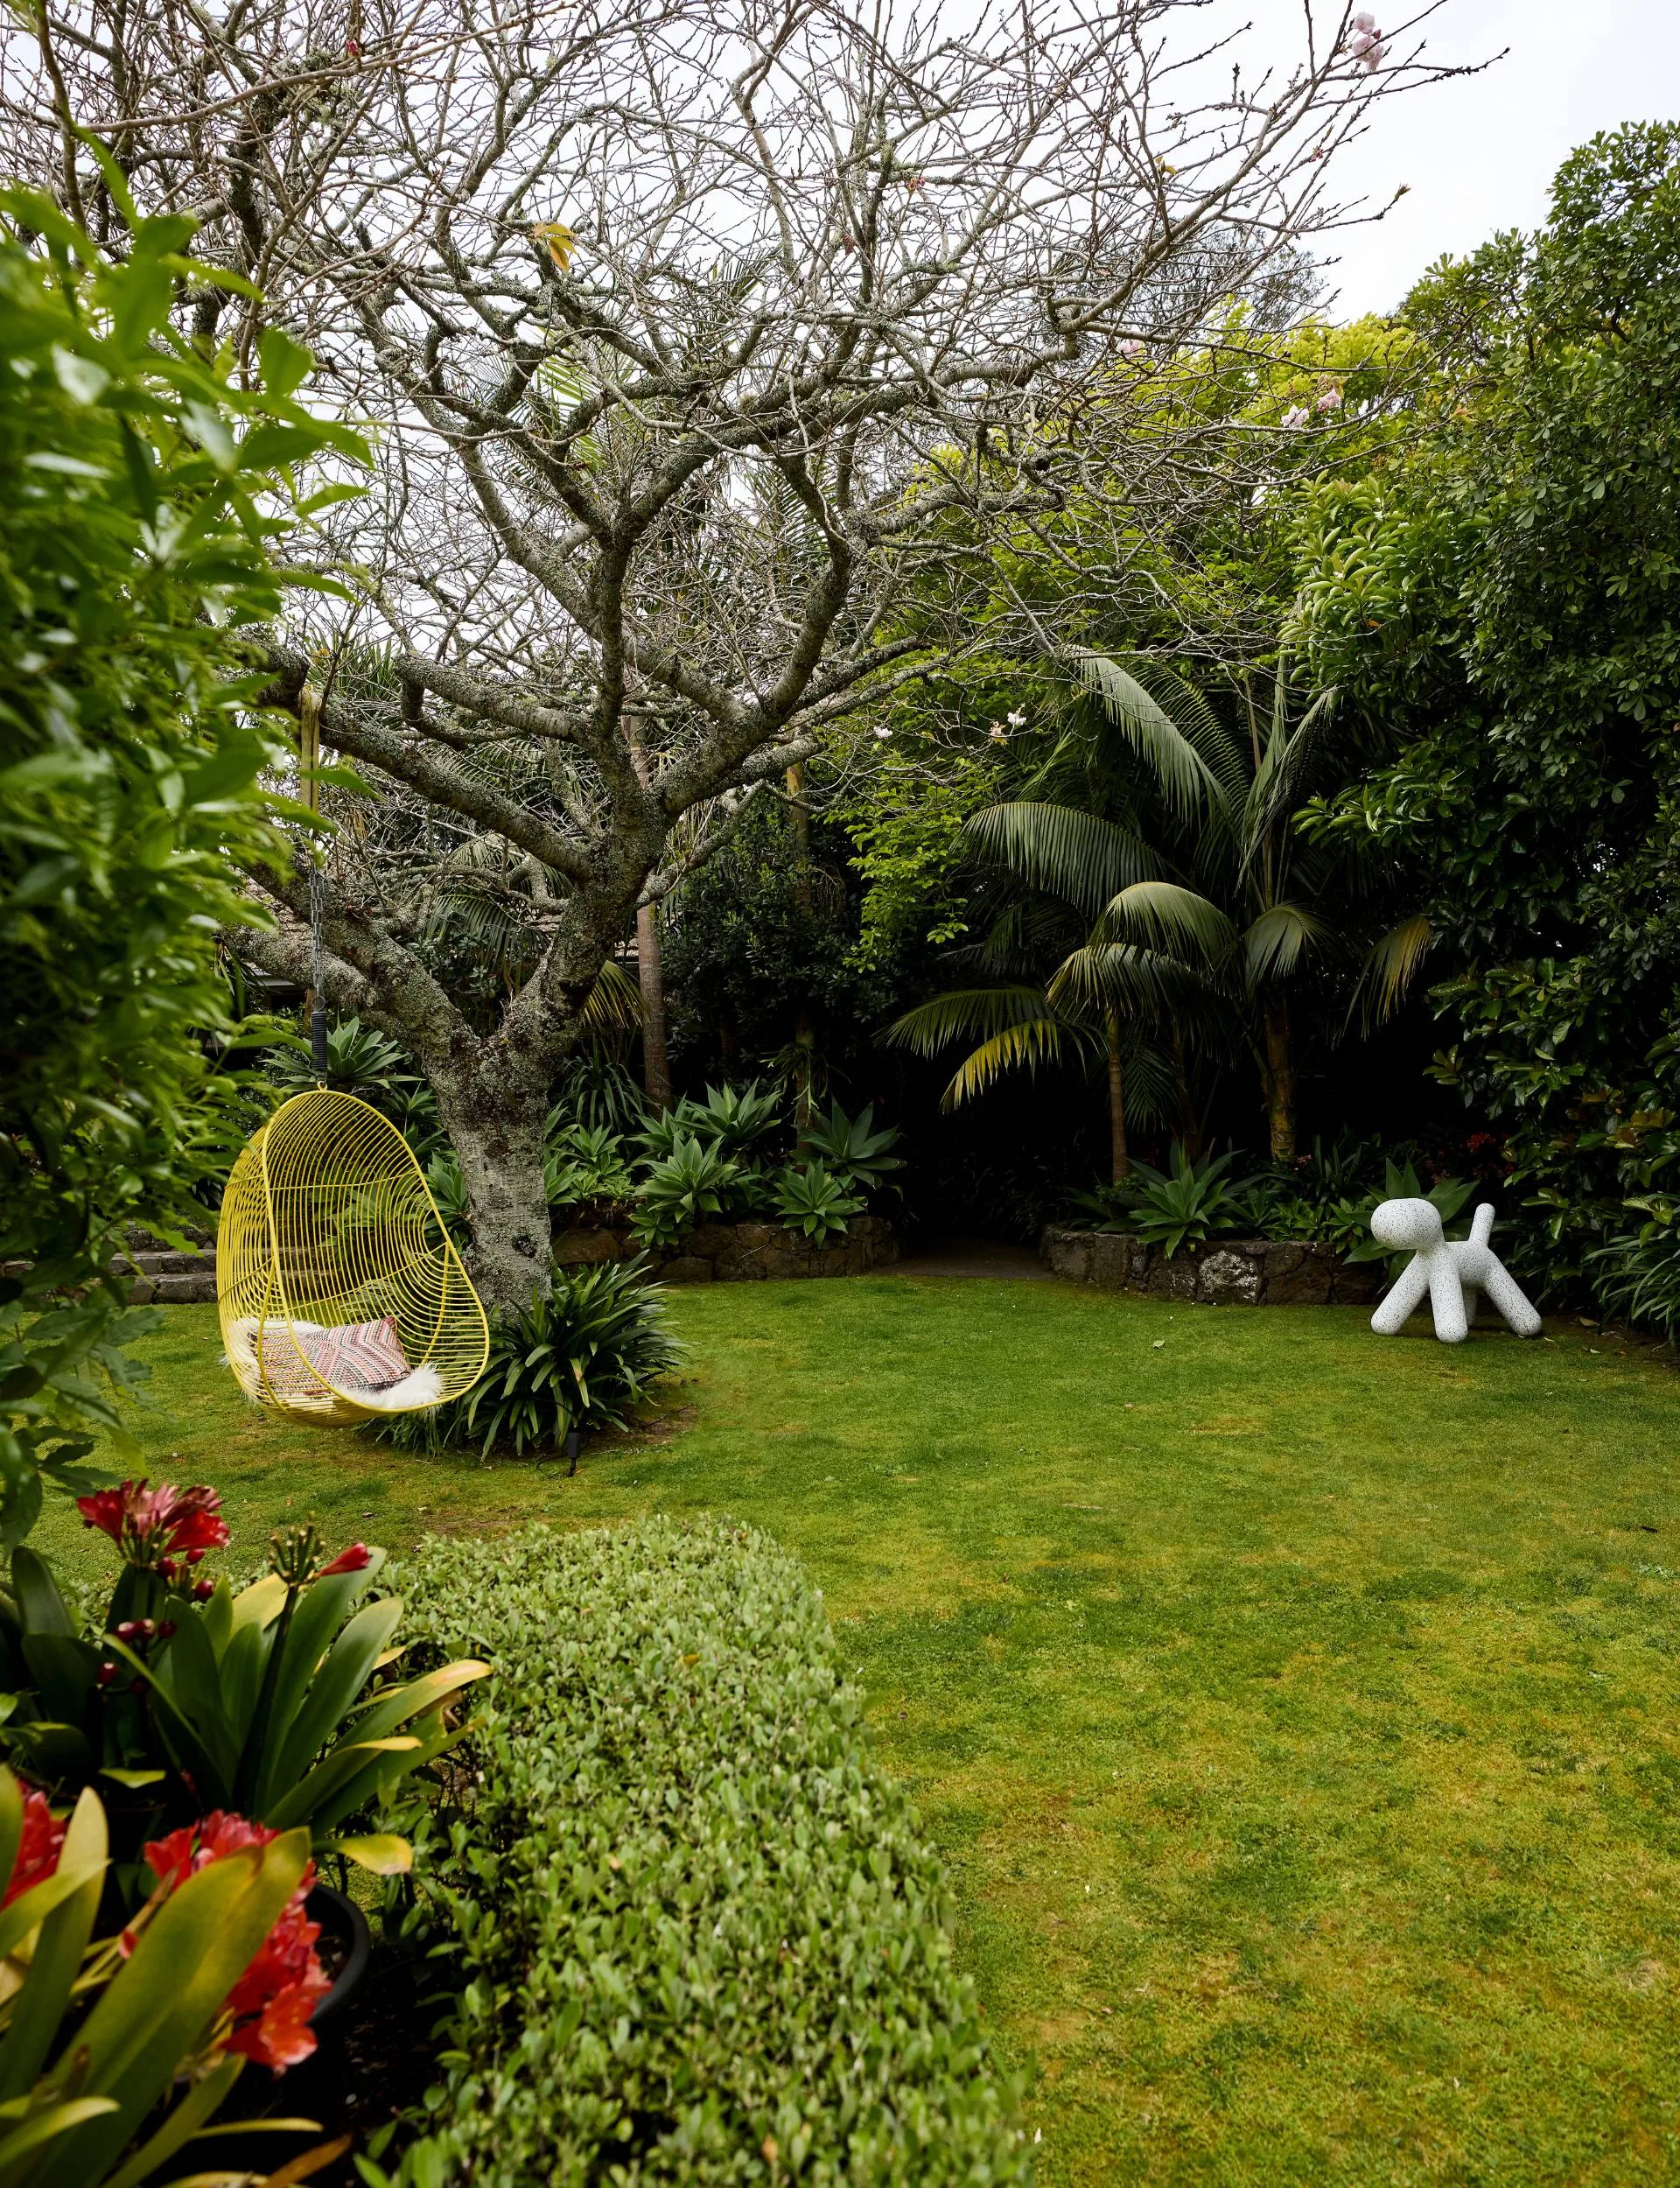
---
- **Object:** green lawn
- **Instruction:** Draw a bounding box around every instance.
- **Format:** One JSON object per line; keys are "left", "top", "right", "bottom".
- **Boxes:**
{"left": 37, "top": 1281, "right": 1680, "bottom": 2185}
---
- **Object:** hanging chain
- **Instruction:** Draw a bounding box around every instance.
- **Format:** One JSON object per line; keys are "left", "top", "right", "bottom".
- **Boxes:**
{"left": 299, "top": 686, "right": 329, "bottom": 1086}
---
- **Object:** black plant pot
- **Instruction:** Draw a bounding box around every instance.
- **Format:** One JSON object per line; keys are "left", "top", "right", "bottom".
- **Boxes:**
{"left": 173, "top": 1884, "right": 372, "bottom": 2180}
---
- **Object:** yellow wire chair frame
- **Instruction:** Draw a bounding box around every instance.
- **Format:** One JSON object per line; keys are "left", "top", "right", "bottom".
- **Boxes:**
{"left": 218, "top": 1088, "right": 490, "bottom": 1426}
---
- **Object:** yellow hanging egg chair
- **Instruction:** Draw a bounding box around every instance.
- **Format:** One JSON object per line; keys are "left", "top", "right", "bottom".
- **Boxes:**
{"left": 217, "top": 1087, "right": 490, "bottom": 1426}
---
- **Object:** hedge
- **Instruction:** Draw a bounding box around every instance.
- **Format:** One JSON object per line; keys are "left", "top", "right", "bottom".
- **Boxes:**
{"left": 368, "top": 1518, "right": 1028, "bottom": 2186}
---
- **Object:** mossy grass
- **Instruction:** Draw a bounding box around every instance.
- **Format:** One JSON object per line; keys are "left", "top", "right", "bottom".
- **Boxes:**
{"left": 38, "top": 1284, "right": 1680, "bottom": 2184}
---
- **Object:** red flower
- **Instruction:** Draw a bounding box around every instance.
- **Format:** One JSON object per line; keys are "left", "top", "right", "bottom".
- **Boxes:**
{"left": 139, "top": 1812, "right": 329, "bottom": 2072}
{"left": 76, "top": 1480, "right": 230, "bottom": 1571}
{"left": 4, "top": 1785, "right": 65, "bottom": 1908}
{"left": 317, "top": 1543, "right": 371, "bottom": 1577}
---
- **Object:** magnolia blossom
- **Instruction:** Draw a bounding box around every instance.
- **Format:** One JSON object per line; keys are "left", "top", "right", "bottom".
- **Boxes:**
{"left": 1119, "top": 338, "right": 1144, "bottom": 359}
{"left": 1006, "top": 711, "right": 1027, "bottom": 727}
{"left": 1280, "top": 404, "right": 1311, "bottom": 429}
{"left": 4, "top": 1785, "right": 65, "bottom": 1908}
{"left": 1315, "top": 385, "right": 1343, "bottom": 412}
{"left": 140, "top": 1813, "right": 330, "bottom": 2072}
{"left": 77, "top": 1479, "right": 230, "bottom": 1571}
{"left": 1346, "top": 11, "right": 1387, "bottom": 69}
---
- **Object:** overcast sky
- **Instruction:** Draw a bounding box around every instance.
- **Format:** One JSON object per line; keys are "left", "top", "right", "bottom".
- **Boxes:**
{"left": 1225, "top": 0, "right": 1680, "bottom": 318}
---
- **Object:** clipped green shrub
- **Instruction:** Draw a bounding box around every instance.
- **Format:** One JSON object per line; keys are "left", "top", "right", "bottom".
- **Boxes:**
{"left": 371, "top": 1519, "right": 1027, "bottom": 2188}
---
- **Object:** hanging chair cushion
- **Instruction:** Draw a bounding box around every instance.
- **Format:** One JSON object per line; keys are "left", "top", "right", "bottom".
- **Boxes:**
{"left": 223, "top": 1317, "right": 444, "bottom": 1413}
{"left": 303, "top": 1315, "right": 410, "bottom": 1390}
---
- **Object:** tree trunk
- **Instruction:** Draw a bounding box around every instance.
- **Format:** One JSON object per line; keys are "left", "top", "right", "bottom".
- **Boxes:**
{"left": 635, "top": 901, "right": 673, "bottom": 1113}
{"left": 793, "top": 1009, "right": 816, "bottom": 1141}
{"left": 1262, "top": 989, "right": 1296, "bottom": 1165}
{"left": 1171, "top": 1028, "right": 1200, "bottom": 1160}
{"left": 438, "top": 1093, "right": 553, "bottom": 1317}
{"left": 1105, "top": 1013, "right": 1130, "bottom": 1182}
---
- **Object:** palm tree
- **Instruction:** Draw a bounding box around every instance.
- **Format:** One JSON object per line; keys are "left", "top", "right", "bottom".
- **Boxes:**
{"left": 887, "top": 653, "right": 1424, "bottom": 1167}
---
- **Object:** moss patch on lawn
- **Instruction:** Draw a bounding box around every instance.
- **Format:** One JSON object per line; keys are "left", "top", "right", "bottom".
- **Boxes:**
{"left": 38, "top": 1283, "right": 1680, "bottom": 2185}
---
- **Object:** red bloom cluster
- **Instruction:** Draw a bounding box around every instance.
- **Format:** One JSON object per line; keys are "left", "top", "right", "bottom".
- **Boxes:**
{"left": 3, "top": 1785, "right": 65, "bottom": 1908}
{"left": 141, "top": 1813, "right": 330, "bottom": 2071}
{"left": 76, "top": 1479, "right": 230, "bottom": 1573}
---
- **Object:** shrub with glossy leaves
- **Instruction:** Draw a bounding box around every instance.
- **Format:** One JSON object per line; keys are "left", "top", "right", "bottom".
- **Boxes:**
{"left": 0, "top": 185, "right": 363, "bottom": 1546}
{"left": 364, "top": 1519, "right": 1028, "bottom": 2188}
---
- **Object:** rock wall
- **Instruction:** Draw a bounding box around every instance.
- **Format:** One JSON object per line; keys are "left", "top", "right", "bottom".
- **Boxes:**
{"left": 1040, "top": 1227, "right": 1381, "bottom": 1308}
{"left": 113, "top": 1248, "right": 219, "bottom": 1305}
{"left": 93, "top": 1218, "right": 900, "bottom": 1304}
{"left": 553, "top": 1213, "right": 900, "bottom": 1284}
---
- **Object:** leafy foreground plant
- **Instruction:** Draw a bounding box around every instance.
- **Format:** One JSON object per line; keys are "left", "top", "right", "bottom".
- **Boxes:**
{"left": 378, "top": 1260, "right": 683, "bottom": 1461}
{"left": 361, "top": 1519, "right": 1028, "bottom": 2188}
{"left": 1, "top": 1484, "right": 486, "bottom": 1875}
{"left": 0, "top": 1767, "right": 333, "bottom": 2188}
{"left": 0, "top": 184, "right": 365, "bottom": 1549}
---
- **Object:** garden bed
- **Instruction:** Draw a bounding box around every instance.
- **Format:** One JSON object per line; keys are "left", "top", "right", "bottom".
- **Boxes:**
{"left": 1040, "top": 1224, "right": 1382, "bottom": 1305}
{"left": 553, "top": 1212, "right": 900, "bottom": 1283}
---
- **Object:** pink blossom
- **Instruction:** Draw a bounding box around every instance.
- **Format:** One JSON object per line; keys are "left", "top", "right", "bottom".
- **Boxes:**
{"left": 1315, "top": 385, "right": 1343, "bottom": 412}
{"left": 1119, "top": 339, "right": 1144, "bottom": 359}
{"left": 1346, "top": 13, "right": 1387, "bottom": 70}
{"left": 1279, "top": 404, "right": 1311, "bottom": 429}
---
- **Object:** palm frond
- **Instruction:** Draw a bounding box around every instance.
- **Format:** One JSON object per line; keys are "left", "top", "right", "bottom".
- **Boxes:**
{"left": 1048, "top": 941, "right": 1213, "bottom": 1016}
{"left": 1353, "top": 914, "right": 1432, "bottom": 1028}
{"left": 942, "top": 1018, "right": 1082, "bottom": 1107}
{"left": 1126, "top": 659, "right": 1250, "bottom": 806}
{"left": 1073, "top": 651, "right": 1234, "bottom": 824}
{"left": 962, "top": 802, "right": 1156, "bottom": 917}
{"left": 581, "top": 958, "right": 643, "bottom": 1033}
{"left": 880, "top": 985, "right": 1059, "bottom": 1057}
{"left": 1095, "top": 880, "right": 1239, "bottom": 966}
{"left": 1243, "top": 902, "right": 1331, "bottom": 985}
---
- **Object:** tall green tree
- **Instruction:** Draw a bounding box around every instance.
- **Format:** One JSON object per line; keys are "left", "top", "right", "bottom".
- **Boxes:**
{"left": 0, "top": 180, "right": 363, "bottom": 1543}
{"left": 1292, "top": 122, "right": 1680, "bottom": 1285}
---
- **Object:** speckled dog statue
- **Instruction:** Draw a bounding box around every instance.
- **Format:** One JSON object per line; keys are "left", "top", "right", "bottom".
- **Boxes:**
{"left": 1369, "top": 1199, "right": 1543, "bottom": 1344}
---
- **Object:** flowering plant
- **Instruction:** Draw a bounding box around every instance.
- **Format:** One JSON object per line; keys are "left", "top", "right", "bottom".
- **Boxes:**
{"left": 75, "top": 1476, "right": 230, "bottom": 1576}
{"left": 0, "top": 1765, "right": 324, "bottom": 2188}
{"left": 2, "top": 1493, "right": 488, "bottom": 1883}
{"left": 135, "top": 1811, "right": 330, "bottom": 2071}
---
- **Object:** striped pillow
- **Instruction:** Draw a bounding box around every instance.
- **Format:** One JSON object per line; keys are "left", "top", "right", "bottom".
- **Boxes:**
{"left": 300, "top": 1316, "right": 410, "bottom": 1392}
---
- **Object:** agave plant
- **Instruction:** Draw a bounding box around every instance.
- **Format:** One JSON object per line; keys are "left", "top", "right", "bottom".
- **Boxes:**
{"left": 801, "top": 1098, "right": 903, "bottom": 1195}
{"left": 631, "top": 1134, "right": 741, "bottom": 1247}
{"left": 544, "top": 1122, "right": 636, "bottom": 1213}
{"left": 774, "top": 1161, "right": 864, "bottom": 1245}
{"left": 1094, "top": 1143, "right": 1257, "bottom": 1259}
{"left": 268, "top": 1017, "right": 417, "bottom": 1112}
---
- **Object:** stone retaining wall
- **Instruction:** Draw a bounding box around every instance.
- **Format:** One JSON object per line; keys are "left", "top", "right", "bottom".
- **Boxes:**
{"left": 1040, "top": 1227, "right": 1381, "bottom": 1308}
{"left": 554, "top": 1214, "right": 900, "bottom": 1284}
{"left": 47, "top": 1216, "right": 899, "bottom": 1307}
{"left": 113, "top": 1249, "right": 219, "bottom": 1305}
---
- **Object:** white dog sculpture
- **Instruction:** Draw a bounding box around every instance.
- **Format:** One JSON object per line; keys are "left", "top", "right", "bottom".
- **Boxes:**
{"left": 1369, "top": 1198, "right": 1542, "bottom": 1344}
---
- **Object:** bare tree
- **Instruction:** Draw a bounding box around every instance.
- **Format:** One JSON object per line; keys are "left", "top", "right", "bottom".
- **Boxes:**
{"left": 1, "top": 0, "right": 1466, "bottom": 1307}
